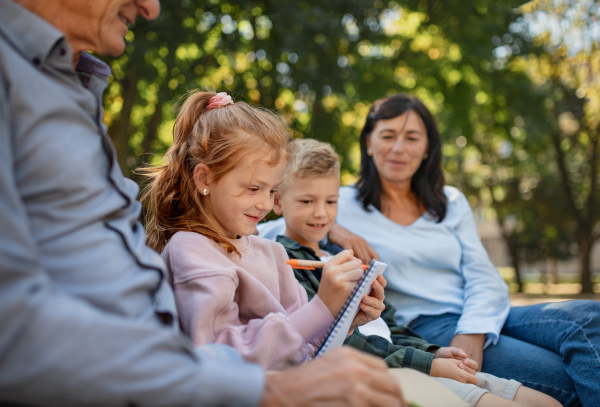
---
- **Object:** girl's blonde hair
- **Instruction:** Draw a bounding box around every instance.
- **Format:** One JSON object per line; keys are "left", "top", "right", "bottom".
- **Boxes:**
{"left": 140, "top": 90, "right": 290, "bottom": 254}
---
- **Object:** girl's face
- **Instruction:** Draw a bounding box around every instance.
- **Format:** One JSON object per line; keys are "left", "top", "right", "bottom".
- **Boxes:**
{"left": 366, "top": 110, "right": 428, "bottom": 188}
{"left": 205, "top": 152, "right": 287, "bottom": 239}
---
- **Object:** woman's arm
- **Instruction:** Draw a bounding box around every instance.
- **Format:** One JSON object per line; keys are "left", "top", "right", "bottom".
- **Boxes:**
{"left": 452, "top": 191, "right": 511, "bottom": 354}
{"left": 448, "top": 334, "right": 485, "bottom": 371}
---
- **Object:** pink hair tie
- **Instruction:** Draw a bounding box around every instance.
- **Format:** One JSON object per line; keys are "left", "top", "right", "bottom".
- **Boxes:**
{"left": 206, "top": 92, "right": 234, "bottom": 111}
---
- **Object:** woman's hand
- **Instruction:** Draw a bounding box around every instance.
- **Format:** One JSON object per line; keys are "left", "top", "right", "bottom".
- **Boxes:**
{"left": 328, "top": 223, "right": 379, "bottom": 264}
{"left": 349, "top": 274, "right": 387, "bottom": 333}
{"left": 433, "top": 347, "right": 478, "bottom": 375}
{"left": 449, "top": 334, "right": 485, "bottom": 372}
{"left": 317, "top": 250, "right": 365, "bottom": 317}
{"left": 430, "top": 358, "right": 479, "bottom": 385}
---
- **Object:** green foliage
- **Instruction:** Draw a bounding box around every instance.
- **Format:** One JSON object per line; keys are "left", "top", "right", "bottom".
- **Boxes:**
{"left": 103, "top": 0, "right": 599, "bottom": 290}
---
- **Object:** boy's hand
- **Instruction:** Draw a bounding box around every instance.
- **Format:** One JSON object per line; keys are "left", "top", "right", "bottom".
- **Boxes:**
{"left": 349, "top": 274, "right": 387, "bottom": 332}
{"left": 430, "top": 358, "right": 479, "bottom": 385}
{"left": 434, "top": 347, "right": 478, "bottom": 374}
{"left": 317, "top": 250, "right": 365, "bottom": 317}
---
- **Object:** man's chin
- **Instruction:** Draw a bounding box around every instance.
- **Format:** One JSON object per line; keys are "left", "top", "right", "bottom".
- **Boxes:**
{"left": 102, "top": 40, "right": 127, "bottom": 58}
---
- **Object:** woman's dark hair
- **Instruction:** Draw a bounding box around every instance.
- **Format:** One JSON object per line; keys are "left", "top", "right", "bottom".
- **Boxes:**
{"left": 356, "top": 93, "right": 447, "bottom": 222}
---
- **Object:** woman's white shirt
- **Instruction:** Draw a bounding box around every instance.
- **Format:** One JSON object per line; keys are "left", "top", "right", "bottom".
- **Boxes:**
{"left": 336, "top": 185, "right": 510, "bottom": 347}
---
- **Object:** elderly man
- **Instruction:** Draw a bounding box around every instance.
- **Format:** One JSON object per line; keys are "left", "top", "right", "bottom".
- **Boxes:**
{"left": 0, "top": 0, "right": 405, "bottom": 406}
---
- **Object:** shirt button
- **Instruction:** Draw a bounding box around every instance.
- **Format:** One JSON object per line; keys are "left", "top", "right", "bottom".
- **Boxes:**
{"left": 59, "top": 48, "right": 66, "bottom": 56}
{"left": 32, "top": 57, "right": 41, "bottom": 66}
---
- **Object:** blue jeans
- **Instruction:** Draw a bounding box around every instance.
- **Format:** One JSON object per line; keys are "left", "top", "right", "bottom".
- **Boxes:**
{"left": 409, "top": 300, "right": 600, "bottom": 407}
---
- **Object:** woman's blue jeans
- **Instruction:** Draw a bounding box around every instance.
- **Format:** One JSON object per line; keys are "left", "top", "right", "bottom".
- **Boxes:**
{"left": 409, "top": 300, "right": 600, "bottom": 407}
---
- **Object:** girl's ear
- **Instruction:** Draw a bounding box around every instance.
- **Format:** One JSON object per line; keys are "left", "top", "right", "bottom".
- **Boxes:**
{"left": 193, "top": 163, "right": 210, "bottom": 193}
{"left": 273, "top": 192, "right": 283, "bottom": 216}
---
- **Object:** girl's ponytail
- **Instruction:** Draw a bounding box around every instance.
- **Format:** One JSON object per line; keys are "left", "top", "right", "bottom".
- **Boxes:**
{"left": 139, "top": 90, "right": 290, "bottom": 255}
{"left": 140, "top": 91, "right": 216, "bottom": 253}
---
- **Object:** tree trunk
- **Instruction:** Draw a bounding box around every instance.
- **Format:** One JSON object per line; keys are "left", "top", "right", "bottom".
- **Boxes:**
{"left": 548, "top": 257, "right": 558, "bottom": 285}
{"left": 506, "top": 233, "right": 523, "bottom": 293}
{"left": 579, "top": 233, "right": 594, "bottom": 294}
{"left": 492, "top": 213, "right": 523, "bottom": 292}
{"left": 142, "top": 102, "right": 163, "bottom": 163}
{"left": 109, "top": 69, "right": 138, "bottom": 177}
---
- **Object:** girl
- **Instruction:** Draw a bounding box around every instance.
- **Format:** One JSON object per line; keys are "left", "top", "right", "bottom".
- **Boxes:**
{"left": 140, "top": 91, "right": 384, "bottom": 370}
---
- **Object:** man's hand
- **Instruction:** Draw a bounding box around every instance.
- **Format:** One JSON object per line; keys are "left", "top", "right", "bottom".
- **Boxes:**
{"left": 328, "top": 223, "right": 379, "bottom": 264}
{"left": 260, "top": 347, "right": 405, "bottom": 407}
{"left": 449, "top": 334, "right": 485, "bottom": 372}
{"left": 349, "top": 274, "right": 387, "bottom": 333}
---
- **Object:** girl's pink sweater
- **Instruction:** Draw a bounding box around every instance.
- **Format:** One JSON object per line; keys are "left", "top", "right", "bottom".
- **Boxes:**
{"left": 161, "top": 231, "right": 334, "bottom": 370}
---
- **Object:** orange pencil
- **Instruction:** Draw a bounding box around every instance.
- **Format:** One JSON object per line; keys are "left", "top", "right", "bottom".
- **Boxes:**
{"left": 286, "top": 259, "right": 369, "bottom": 271}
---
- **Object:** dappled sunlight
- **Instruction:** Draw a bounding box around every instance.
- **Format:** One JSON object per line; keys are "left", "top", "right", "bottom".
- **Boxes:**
{"left": 103, "top": 0, "right": 597, "bottom": 291}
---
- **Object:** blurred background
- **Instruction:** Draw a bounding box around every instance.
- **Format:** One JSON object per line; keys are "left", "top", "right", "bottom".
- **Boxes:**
{"left": 100, "top": 0, "right": 599, "bottom": 296}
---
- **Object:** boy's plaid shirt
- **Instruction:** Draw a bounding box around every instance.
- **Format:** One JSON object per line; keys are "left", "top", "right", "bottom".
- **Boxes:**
{"left": 276, "top": 235, "right": 440, "bottom": 374}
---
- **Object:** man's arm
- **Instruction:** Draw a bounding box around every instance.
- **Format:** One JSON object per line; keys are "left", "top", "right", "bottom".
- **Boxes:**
{"left": 0, "top": 102, "right": 264, "bottom": 407}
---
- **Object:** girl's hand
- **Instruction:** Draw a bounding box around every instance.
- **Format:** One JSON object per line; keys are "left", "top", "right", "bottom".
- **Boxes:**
{"left": 317, "top": 250, "right": 365, "bottom": 317}
{"left": 349, "top": 274, "right": 387, "bottom": 332}
{"left": 430, "top": 358, "right": 479, "bottom": 385}
{"left": 434, "top": 347, "right": 478, "bottom": 375}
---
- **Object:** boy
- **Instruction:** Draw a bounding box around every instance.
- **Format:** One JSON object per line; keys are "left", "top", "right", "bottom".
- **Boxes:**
{"left": 267, "top": 138, "right": 557, "bottom": 407}
{"left": 272, "top": 139, "right": 465, "bottom": 372}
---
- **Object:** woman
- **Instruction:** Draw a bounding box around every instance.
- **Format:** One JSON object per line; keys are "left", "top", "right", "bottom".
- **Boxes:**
{"left": 258, "top": 93, "right": 599, "bottom": 406}
{"left": 328, "top": 93, "right": 599, "bottom": 407}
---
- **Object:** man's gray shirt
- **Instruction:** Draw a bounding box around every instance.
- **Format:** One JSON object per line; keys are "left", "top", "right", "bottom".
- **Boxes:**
{"left": 0, "top": 1, "right": 264, "bottom": 405}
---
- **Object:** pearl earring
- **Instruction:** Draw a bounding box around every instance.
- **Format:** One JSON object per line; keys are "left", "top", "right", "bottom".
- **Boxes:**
{"left": 367, "top": 149, "right": 372, "bottom": 156}
{"left": 203, "top": 188, "right": 208, "bottom": 196}
{"left": 423, "top": 153, "right": 428, "bottom": 159}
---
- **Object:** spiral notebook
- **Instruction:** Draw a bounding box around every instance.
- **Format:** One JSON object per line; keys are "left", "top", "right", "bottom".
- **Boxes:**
{"left": 315, "top": 259, "right": 387, "bottom": 357}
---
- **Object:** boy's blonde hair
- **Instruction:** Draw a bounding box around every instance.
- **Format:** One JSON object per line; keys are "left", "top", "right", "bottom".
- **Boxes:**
{"left": 139, "top": 90, "right": 290, "bottom": 254}
{"left": 280, "top": 138, "right": 340, "bottom": 192}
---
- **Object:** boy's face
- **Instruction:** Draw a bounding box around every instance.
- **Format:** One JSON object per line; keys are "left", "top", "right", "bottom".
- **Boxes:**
{"left": 274, "top": 174, "right": 340, "bottom": 250}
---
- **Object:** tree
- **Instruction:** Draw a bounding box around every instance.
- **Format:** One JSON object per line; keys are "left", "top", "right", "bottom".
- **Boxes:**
{"left": 509, "top": 0, "right": 600, "bottom": 292}
{"left": 100, "top": 0, "right": 597, "bottom": 290}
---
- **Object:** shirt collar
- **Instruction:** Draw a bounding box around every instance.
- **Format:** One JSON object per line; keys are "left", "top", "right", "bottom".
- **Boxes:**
{"left": 276, "top": 235, "right": 304, "bottom": 250}
{"left": 276, "top": 235, "right": 324, "bottom": 257}
{"left": 0, "top": 0, "right": 111, "bottom": 79}
{"left": 76, "top": 52, "right": 112, "bottom": 78}
{"left": 0, "top": 0, "right": 66, "bottom": 68}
